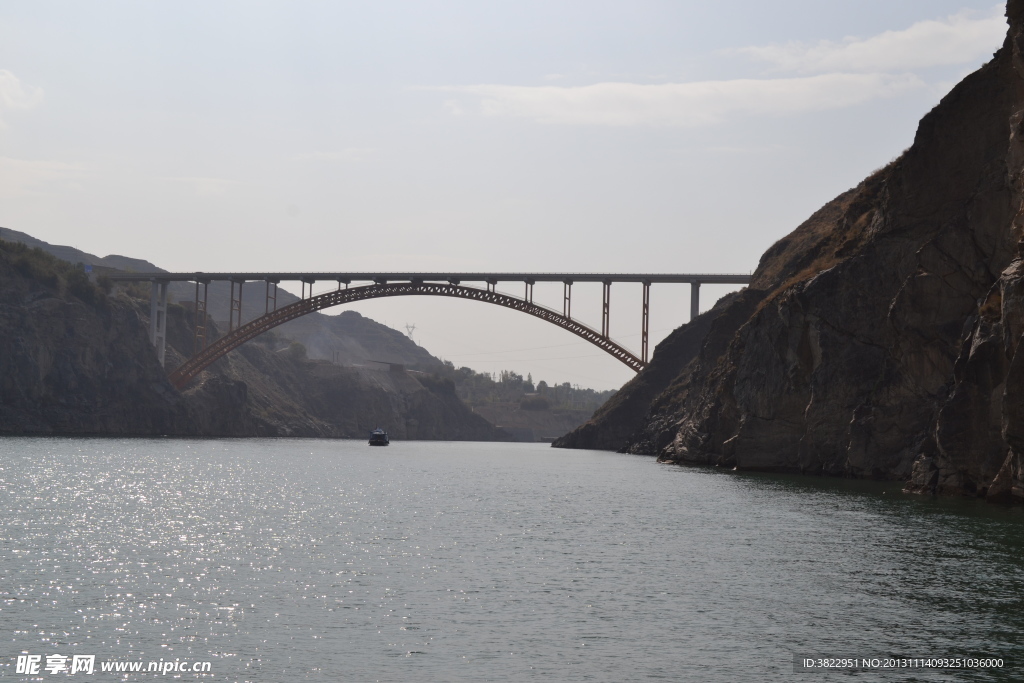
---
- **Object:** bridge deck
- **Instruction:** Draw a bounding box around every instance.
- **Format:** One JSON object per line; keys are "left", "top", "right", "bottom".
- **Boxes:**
{"left": 106, "top": 271, "right": 752, "bottom": 285}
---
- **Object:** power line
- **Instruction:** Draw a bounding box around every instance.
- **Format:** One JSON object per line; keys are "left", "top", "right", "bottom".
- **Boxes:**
{"left": 445, "top": 352, "right": 610, "bottom": 363}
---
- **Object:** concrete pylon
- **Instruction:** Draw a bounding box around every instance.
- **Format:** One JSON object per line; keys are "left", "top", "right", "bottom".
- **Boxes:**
{"left": 149, "top": 280, "right": 168, "bottom": 367}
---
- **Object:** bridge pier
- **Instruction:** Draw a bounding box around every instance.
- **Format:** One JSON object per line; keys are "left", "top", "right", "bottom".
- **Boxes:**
{"left": 264, "top": 278, "right": 279, "bottom": 315}
{"left": 642, "top": 281, "right": 650, "bottom": 363}
{"left": 690, "top": 281, "right": 701, "bottom": 321}
{"left": 229, "top": 279, "right": 244, "bottom": 331}
{"left": 563, "top": 281, "right": 572, "bottom": 319}
{"left": 149, "top": 280, "right": 168, "bottom": 367}
{"left": 193, "top": 280, "right": 209, "bottom": 354}
{"left": 601, "top": 281, "right": 611, "bottom": 338}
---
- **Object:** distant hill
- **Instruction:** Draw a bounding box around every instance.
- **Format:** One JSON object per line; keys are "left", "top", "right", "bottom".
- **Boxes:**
{"left": 0, "top": 227, "right": 159, "bottom": 273}
{"left": 0, "top": 227, "right": 443, "bottom": 370}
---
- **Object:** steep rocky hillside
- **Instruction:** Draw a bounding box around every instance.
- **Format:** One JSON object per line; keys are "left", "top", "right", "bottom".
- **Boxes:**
{"left": 553, "top": 290, "right": 753, "bottom": 451}
{"left": 0, "top": 238, "right": 507, "bottom": 440}
{"left": 558, "top": 0, "right": 1024, "bottom": 504}
{"left": 0, "top": 241, "right": 193, "bottom": 434}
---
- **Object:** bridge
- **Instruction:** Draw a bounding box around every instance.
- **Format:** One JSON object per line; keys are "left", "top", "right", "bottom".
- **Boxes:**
{"left": 107, "top": 271, "right": 752, "bottom": 390}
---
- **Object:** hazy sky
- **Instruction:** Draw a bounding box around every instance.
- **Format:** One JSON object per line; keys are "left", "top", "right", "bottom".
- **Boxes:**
{"left": 0, "top": 1, "right": 1008, "bottom": 389}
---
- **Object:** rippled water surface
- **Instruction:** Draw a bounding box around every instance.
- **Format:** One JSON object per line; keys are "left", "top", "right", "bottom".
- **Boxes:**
{"left": 1, "top": 438, "right": 1022, "bottom": 681}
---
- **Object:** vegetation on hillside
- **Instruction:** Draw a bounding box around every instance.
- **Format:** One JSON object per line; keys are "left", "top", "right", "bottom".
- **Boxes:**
{"left": 0, "top": 238, "right": 109, "bottom": 307}
{"left": 431, "top": 361, "right": 616, "bottom": 414}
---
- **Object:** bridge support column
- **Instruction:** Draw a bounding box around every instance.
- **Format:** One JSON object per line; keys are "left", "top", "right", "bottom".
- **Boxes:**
{"left": 690, "top": 281, "right": 701, "bottom": 321}
{"left": 229, "top": 279, "right": 244, "bottom": 332}
{"left": 524, "top": 280, "right": 534, "bottom": 303}
{"left": 193, "top": 280, "right": 208, "bottom": 354}
{"left": 149, "top": 280, "right": 168, "bottom": 367}
{"left": 265, "top": 279, "right": 278, "bottom": 315}
{"left": 601, "top": 281, "right": 611, "bottom": 338}
{"left": 563, "top": 281, "right": 572, "bottom": 319}
{"left": 642, "top": 281, "right": 650, "bottom": 363}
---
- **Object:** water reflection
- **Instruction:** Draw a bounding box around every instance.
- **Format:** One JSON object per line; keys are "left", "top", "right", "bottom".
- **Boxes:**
{"left": 0, "top": 438, "right": 1020, "bottom": 681}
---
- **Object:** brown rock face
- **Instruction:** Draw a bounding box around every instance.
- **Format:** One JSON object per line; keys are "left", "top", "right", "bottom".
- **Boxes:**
{"left": 557, "top": 1, "right": 1024, "bottom": 502}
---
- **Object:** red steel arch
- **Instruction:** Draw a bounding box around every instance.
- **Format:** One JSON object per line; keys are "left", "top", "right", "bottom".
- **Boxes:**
{"left": 168, "top": 282, "right": 645, "bottom": 390}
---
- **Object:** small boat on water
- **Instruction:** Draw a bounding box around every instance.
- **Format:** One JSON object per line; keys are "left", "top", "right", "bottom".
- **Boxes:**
{"left": 368, "top": 428, "right": 390, "bottom": 446}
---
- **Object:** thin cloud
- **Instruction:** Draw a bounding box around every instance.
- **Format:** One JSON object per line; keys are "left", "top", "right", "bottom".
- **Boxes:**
{"left": 0, "top": 70, "right": 44, "bottom": 127}
{"left": 738, "top": 7, "right": 1006, "bottom": 73}
{"left": 164, "top": 176, "right": 241, "bottom": 197}
{"left": 429, "top": 73, "right": 924, "bottom": 127}
{"left": 294, "top": 148, "right": 376, "bottom": 163}
{"left": 707, "top": 143, "right": 788, "bottom": 155}
{"left": 0, "top": 156, "right": 87, "bottom": 197}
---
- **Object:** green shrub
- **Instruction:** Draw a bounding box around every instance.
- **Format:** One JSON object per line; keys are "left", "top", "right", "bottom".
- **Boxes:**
{"left": 420, "top": 374, "right": 456, "bottom": 395}
{"left": 65, "top": 268, "right": 96, "bottom": 305}
{"left": 519, "top": 396, "right": 550, "bottom": 411}
{"left": 1, "top": 239, "right": 106, "bottom": 307}
{"left": 287, "top": 341, "right": 308, "bottom": 361}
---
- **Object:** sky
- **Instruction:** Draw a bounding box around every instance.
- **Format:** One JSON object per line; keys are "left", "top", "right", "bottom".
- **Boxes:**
{"left": 0, "top": 1, "right": 1010, "bottom": 390}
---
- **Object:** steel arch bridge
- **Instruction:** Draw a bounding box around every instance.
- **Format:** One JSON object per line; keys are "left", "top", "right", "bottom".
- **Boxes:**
{"left": 107, "top": 270, "right": 752, "bottom": 390}
{"left": 167, "top": 282, "right": 644, "bottom": 390}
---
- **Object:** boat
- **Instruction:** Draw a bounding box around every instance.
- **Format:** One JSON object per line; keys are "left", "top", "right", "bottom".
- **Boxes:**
{"left": 368, "top": 428, "right": 390, "bottom": 446}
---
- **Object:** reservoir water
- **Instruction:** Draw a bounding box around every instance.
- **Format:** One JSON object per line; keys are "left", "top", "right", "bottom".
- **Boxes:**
{"left": 1, "top": 438, "right": 1022, "bottom": 681}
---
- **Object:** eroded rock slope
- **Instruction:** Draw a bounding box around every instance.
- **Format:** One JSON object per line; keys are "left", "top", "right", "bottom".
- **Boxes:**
{"left": 558, "top": 0, "right": 1024, "bottom": 503}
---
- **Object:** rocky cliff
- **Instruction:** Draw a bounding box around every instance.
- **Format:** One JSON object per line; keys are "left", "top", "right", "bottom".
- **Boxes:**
{"left": 557, "top": 1, "right": 1024, "bottom": 504}
{"left": 0, "top": 241, "right": 193, "bottom": 434}
{"left": 552, "top": 290, "right": 753, "bottom": 450}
